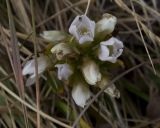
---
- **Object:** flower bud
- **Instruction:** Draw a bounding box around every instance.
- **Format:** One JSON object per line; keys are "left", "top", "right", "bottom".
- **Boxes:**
{"left": 96, "top": 13, "right": 117, "bottom": 35}
{"left": 69, "top": 15, "right": 95, "bottom": 44}
{"left": 40, "top": 30, "right": 66, "bottom": 42}
{"left": 98, "top": 77, "right": 120, "bottom": 98}
{"left": 51, "top": 43, "right": 73, "bottom": 60}
{"left": 81, "top": 59, "right": 101, "bottom": 85}
{"left": 72, "top": 81, "right": 91, "bottom": 107}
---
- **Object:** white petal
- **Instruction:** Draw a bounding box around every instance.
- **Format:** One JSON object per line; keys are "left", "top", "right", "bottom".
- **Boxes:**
{"left": 90, "top": 21, "right": 96, "bottom": 38}
{"left": 69, "top": 15, "right": 95, "bottom": 44}
{"left": 98, "top": 37, "right": 124, "bottom": 63}
{"left": 36, "top": 56, "right": 49, "bottom": 74}
{"left": 96, "top": 13, "right": 117, "bottom": 34}
{"left": 55, "top": 64, "right": 73, "bottom": 81}
{"left": 40, "top": 30, "right": 66, "bottom": 42}
{"left": 51, "top": 43, "right": 73, "bottom": 60}
{"left": 103, "top": 57, "right": 117, "bottom": 63}
{"left": 82, "top": 59, "right": 101, "bottom": 85}
{"left": 101, "top": 37, "right": 122, "bottom": 46}
{"left": 69, "top": 16, "right": 80, "bottom": 40}
{"left": 79, "top": 35, "right": 93, "bottom": 44}
{"left": 22, "top": 59, "right": 35, "bottom": 76}
{"left": 98, "top": 44, "right": 110, "bottom": 61}
{"left": 23, "top": 56, "right": 49, "bottom": 86}
{"left": 72, "top": 82, "right": 91, "bottom": 107}
{"left": 81, "top": 15, "right": 95, "bottom": 37}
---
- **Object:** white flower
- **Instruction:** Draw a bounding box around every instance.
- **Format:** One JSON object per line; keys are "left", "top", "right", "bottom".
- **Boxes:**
{"left": 69, "top": 15, "right": 95, "bottom": 44}
{"left": 40, "top": 30, "right": 66, "bottom": 42}
{"left": 22, "top": 55, "right": 49, "bottom": 86}
{"left": 98, "top": 77, "right": 120, "bottom": 98}
{"left": 96, "top": 13, "right": 117, "bottom": 35}
{"left": 55, "top": 64, "right": 73, "bottom": 81}
{"left": 81, "top": 59, "right": 101, "bottom": 85}
{"left": 98, "top": 37, "right": 124, "bottom": 63}
{"left": 72, "top": 82, "right": 91, "bottom": 107}
{"left": 51, "top": 43, "right": 73, "bottom": 60}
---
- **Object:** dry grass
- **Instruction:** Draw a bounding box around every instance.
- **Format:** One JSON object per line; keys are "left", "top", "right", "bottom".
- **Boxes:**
{"left": 0, "top": 0, "right": 160, "bottom": 128}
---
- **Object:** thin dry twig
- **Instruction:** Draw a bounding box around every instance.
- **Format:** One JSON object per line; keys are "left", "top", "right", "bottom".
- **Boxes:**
{"left": 30, "top": 0, "right": 40, "bottom": 128}
{"left": 129, "top": 0, "right": 156, "bottom": 74}
{"left": 6, "top": 0, "right": 29, "bottom": 127}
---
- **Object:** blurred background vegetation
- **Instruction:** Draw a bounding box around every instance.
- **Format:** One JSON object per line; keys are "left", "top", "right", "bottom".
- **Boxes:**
{"left": 0, "top": 0, "right": 160, "bottom": 128}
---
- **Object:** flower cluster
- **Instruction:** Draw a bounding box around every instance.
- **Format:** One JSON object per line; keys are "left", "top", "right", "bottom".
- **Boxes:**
{"left": 22, "top": 13, "right": 123, "bottom": 108}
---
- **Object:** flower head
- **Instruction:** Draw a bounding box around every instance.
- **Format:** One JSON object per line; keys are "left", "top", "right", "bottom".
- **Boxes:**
{"left": 22, "top": 55, "right": 49, "bottom": 86}
{"left": 98, "top": 37, "right": 124, "bottom": 63}
{"left": 81, "top": 58, "right": 101, "bottom": 85}
{"left": 51, "top": 43, "right": 73, "bottom": 60}
{"left": 69, "top": 15, "right": 95, "bottom": 44}
{"left": 55, "top": 64, "right": 73, "bottom": 81}
{"left": 96, "top": 13, "right": 117, "bottom": 35}
{"left": 72, "top": 82, "right": 91, "bottom": 107}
